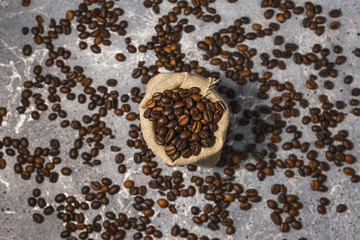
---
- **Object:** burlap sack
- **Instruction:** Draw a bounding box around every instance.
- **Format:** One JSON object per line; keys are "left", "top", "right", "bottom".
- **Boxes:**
{"left": 139, "top": 72, "right": 230, "bottom": 167}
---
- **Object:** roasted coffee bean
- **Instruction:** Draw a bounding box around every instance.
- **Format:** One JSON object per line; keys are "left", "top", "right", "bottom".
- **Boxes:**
{"left": 330, "top": 21, "right": 340, "bottom": 30}
{"left": 90, "top": 45, "right": 101, "bottom": 54}
{"left": 320, "top": 197, "right": 330, "bottom": 206}
{"left": 171, "top": 225, "right": 180, "bottom": 236}
{"left": 124, "top": 180, "right": 134, "bottom": 189}
{"left": 61, "top": 167, "right": 72, "bottom": 176}
{"left": 21, "top": 0, "right": 31, "bottom": 7}
{"left": 271, "top": 212, "right": 281, "bottom": 225}
{"left": 317, "top": 205, "right": 326, "bottom": 214}
{"left": 32, "top": 213, "right": 44, "bottom": 223}
{"left": 267, "top": 200, "right": 278, "bottom": 209}
{"left": 337, "top": 204, "right": 347, "bottom": 213}
{"left": 127, "top": 45, "right": 137, "bottom": 53}
{"left": 280, "top": 222, "right": 289, "bottom": 232}
{"left": 291, "top": 220, "right": 302, "bottom": 230}
{"left": 115, "top": 53, "right": 126, "bottom": 62}
{"left": 157, "top": 198, "right": 168, "bottom": 208}
{"left": 0, "top": 156, "right": 6, "bottom": 169}
{"left": 329, "top": 9, "right": 341, "bottom": 18}
{"left": 240, "top": 203, "right": 251, "bottom": 210}
{"left": 271, "top": 184, "right": 281, "bottom": 195}
{"left": 354, "top": 48, "right": 360, "bottom": 57}
{"left": 23, "top": 45, "right": 32, "bottom": 56}
{"left": 126, "top": 112, "right": 138, "bottom": 121}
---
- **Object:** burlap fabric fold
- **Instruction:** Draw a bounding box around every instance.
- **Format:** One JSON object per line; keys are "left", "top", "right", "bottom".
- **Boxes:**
{"left": 139, "top": 72, "right": 230, "bottom": 167}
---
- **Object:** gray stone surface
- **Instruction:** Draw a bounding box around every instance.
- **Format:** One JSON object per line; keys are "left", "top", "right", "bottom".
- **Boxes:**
{"left": 0, "top": 0, "right": 360, "bottom": 240}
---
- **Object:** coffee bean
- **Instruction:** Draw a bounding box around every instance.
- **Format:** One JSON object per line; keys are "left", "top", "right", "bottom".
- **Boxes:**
{"left": 79, "top": 41, "right": 87, "bottom": 49}
{"left": 270, "top": 212, "right": 281, "bottom": 225}
{"left": 32, "top": 213, "right": 44, "bottom": 223}
{"left": 330, "top": 21, "right": 340, "bottom": 30}
{"left": 280, "top": 222, "right": 289, "bottom": 232}
{"left": 124, "top": 180, "right": 134, "bottom": 188}
{"left": 178, "top": 115, "right": 190, "bottom": 126}
{"left": 157, "top": 199, "right": 168, "bottom": 208}
{"left": 291, "top": 220, "right": 302, "bottom": 230}
{"left": 306, "top": 80, "right": 317, "bottom": 90}
{"left": 184, "top": 25, "right": 195, "bottom": 33}
{"left": 271, "top": 184, "right": 281, "bottom": 195}
{"left": 0, "top": 158, "right": 6, "bottom": 169}
{"left": 240, "top": 203, "right": 251, "bottom": 210}
{"left": 317, "top": 205, "right": 326, "bottom": 214}
{"left": 61, "top": 167, "right": 72, "bottom": 176}
{"left": 336, "top": 204, "right": 347, "bottom": 213}
{"left": 351, "top": 175, "right": 360, "bottom": 183}
{"left": 329, "top": 9, "right": 341, "bottom": 18}
{"left": 143, "top": 208, "right": 154, "bottom": 217}
{"left": 21, "top": 0, "right": 31, "bottom": 7}
{"left": 108, "top": 185, "right": 120, "bottom": 195}
{"left": 126, "top": 112, "right": 138, "bottom": 121}
{"left": 293, "top": 6, "right": 304, "bottom": 14}
{"left": 23, "top": 45, "right": 32, "bottom": 56}
{"left": 355, "top": 48, "right": 360, "bottom": 57}
{"left": 343, "top": 167, "right": 355, "bottom": 176}
{"left": 116, "top": 53, "right": 126, "bottom": 62}
{"left": 90, "top": 45, "right": 101, "bottom": 54}
{"left": 320, "top": 197, "right": 330, "bottom": 206}
{"left": 267, "top": 200, "right": 278, "bottom": 209}
{"left": 353, "top": 108, "right": 360, "bottom": 116}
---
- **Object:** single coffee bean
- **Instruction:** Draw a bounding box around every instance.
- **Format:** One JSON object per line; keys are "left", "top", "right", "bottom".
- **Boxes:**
{"left": 178, "top": 115, "right": 190, "bottom": 126}
{"left": 270, "top": 212, "right": 281, "bottom": 225}
{"left": 317, "top": 205, "right": 326, "bottom": 214}
{"left": 351, "top": 175, "right": 360, "bottom": 183}
{"left": 0, "top": 158, "right": 6, "bottom": 169}
{"left": 344, "top": 75, "right": 354, "bottom": 84}
{"left": 23, "top": 45, "right": 32, "bottom": 56}
{"left": 337, "top": 204, "right": 347, "bottom": 213}
{"left": 329, "top": 9, "right": 341, "bottom": 18}
{"left": 21, "top": 0, "right": 31, "bottom": 7}
{"left": 28, "top": 197, "right": 37, "bottom": 207}
{"left": 267, "top": 200, "right": 278, "bottom": 209}
{"left": 32, "top": 213, "right": 44, "bottom": 223}
{"left": 116, "top": 53, "right": 126, "bottom": 62}
{"left": 124, "top": 180, "right": 134, "bottom": 189}
{"left": 354, "top": 48, "right": 360, "bottom": 57}
{"left": 343, "top": 167, "right": 355, "bottom": 176}
{"left": 126, "top": 112, "right": 138, "bottom": 121}
{"left": 291, "top": 220, "right": 302, "bottom": 230}
{"left": 90, "top": 45, "right": 101, "bottom": 54}
{"left": 280, "top": 223, "right": 289, "bottom": 232}
{"left": 330, "top": 21, "right": 340, "bottom": 30}
{"left": 108, "top": 185, "right": 121, "bottom": 195}
{"left": 61, "top": 167, "right": 72, "bottom": 176}
{"left": 240, "top": 203, "right": 251, "bottom": 210}
{"left": 157, "top": 199, "right": 168, "bottom": 208}
{"left": 320, "top": 197, "right": 330, "bottom": 206}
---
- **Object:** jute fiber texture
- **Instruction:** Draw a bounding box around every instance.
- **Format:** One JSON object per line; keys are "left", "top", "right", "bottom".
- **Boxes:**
{"left": 139, "top": 72, "right": 230, "bottom": 167}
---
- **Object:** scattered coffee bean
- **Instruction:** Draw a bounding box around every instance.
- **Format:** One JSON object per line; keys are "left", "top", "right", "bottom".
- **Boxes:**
{"left": 337, "top": 204, "right": 347, "bottom": 213}
{"left": 23, "top": 45, "right": 32, "bottom": 56}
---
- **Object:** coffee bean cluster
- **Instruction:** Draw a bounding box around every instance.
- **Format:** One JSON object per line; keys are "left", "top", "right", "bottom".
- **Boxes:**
{"left": 268, "top": 184, "right": 303, "bottom": 232}
{"left": 1, "top": 136, "right": 61, "bottom": 183}
{"left": 144, "top": 87, "right": 226, "bottom": 161}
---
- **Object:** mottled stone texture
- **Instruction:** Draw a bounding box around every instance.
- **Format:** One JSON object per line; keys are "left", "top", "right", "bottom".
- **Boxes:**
{"left": 0, "top": 0, "right": 360, "bottom": 240}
